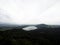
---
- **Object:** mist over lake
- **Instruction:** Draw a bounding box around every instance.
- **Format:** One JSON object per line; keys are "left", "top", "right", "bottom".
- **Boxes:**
{"left": 0, "top": 0, "right": 60, "bottom": 45}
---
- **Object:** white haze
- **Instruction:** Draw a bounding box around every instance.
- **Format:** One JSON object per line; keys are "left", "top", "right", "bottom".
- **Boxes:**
{"left": 23, "top": 26, "right": 37, "bottom": 31}
{"left": 0, "top": 0, "right": 60, "bottom": 25}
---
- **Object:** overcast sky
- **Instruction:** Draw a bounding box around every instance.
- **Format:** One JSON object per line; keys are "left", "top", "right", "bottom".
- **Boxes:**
{"left": 0, "top": 0, "right": 60, "bottom": 25}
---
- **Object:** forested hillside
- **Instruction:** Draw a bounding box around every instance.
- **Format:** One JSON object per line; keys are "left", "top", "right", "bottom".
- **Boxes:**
{"left": 0, "top": 27, "right": 60, "bottom": 45}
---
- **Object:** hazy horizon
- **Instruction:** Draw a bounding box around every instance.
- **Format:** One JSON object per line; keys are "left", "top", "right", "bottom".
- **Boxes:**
{"left": 0, "top": 0, "right": 60, "bottom": 25}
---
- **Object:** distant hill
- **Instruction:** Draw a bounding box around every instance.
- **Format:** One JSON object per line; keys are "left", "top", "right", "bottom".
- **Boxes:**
{"left": 36, "top": 24, "right": 60, "bottom": 29}
{"left": 0, "top": 23, "right": 60, "bottom": 31}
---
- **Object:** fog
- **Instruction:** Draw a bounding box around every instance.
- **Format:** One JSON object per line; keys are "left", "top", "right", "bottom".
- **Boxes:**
{"left": 0, "top": 0, "right": 60, "bottom": 25}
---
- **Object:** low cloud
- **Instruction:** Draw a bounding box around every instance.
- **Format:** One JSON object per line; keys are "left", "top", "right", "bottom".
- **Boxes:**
{"left": 22, "top": 26, "right": 37, "bottom": 31}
